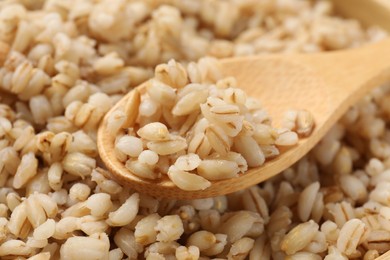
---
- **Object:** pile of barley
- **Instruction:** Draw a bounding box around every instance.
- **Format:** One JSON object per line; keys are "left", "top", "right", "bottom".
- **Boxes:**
{"left": 0, "top": 0, "right": 389, "bottom": 259}
{"left": 111, "top": 57, "right": 314, "bottom": 190}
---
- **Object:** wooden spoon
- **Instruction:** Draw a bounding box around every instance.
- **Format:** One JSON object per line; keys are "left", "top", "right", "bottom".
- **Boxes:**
{"left": 98, "top": 38, "right": 390, "bottom": 199}
{"left": 377, "top": 248, "right": 390, "bottom": 260}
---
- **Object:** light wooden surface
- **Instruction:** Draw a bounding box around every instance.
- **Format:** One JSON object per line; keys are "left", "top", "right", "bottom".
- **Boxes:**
{"left": 378, "top": 248, "right": 390, "bottom": 259}
{"left": 329, "top": 0, "right": 390, "bottom": 32}
{"left": 97, "top": 38, "right": 390, "bottom": 200}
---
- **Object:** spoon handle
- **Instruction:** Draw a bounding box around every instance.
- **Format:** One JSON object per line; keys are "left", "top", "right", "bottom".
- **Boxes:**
{"left": 301, "top": 38, "right": 390, "bottom": 102}
{"left": 222, "top": 38, "right": 390, "bottom": 132}
{"left": 290, "top": 38, "right": 390, "bottom": 137}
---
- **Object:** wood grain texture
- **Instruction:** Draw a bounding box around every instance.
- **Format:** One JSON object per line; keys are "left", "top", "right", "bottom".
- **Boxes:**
{"left": 377, "top": 250, "right": 390, "bottom": 260}
{"left": 98, "top": 38, "right": 390, "bottom": 200}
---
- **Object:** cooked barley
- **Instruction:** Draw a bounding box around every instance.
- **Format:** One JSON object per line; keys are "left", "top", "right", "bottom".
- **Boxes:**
{"left": 114, "top": 227, "right": 141, "bottom": 259}
{"left": 197, "top": 159, "right": 240, "bottom": 181}
{"left": 337, "top": 219, "right": 366, "bottom": 256}
{"left": 135, "top": 213, "right": 160, "bottom": 246}
{"left": 137, "top": 123, "right": 169, "bottom": 141}
{"left": 227, "top": 237, "right": 255, "bottom": 260}
{"left": 138, "top": 150, "right": 159, "bottom": 166}
{"left": 107, "top": 193, "right": 139, "bottom": 226}
{"left": 0, "top": 0, "right": 389, "bottom": 259}
{"left": 13, "top": 152, "right": 38, "bottom": 189}
{"left": 116, "top": 135, "right": 143, "bottom": 157}
{"left": 281, "top": 220, "right": 319, "bottom": 255}
{"left": 33, "top": 219, "right": 55, "bottom": 240}
{"left": 0, "top": 239, "right": 32, "bottom": 257}
{"left": 155, "top": 215, "right": 184, "bottom": 242}
{"left": 168, "top": 165, "right": 211, "bottom": 191}
{"left": 60, "top": 234, "right": 110, "bottom": 260}
{"left": 86, "top": 193, "right": 112, "bottom": 217}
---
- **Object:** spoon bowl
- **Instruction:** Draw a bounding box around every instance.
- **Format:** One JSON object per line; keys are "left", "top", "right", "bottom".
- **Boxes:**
{"left": 98, "top": 38, "right": 390, "bottom": 199}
